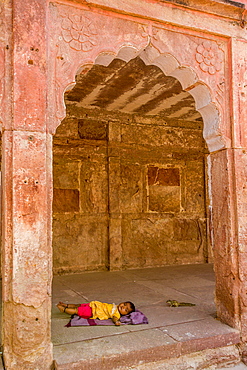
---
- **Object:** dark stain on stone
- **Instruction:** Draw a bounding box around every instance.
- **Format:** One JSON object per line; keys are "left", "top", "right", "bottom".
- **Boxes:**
{"left": 78, "top": 119, "right": 108, "bottom": 140}
{"left": 53, "top": 189, "right": 80, "bottom": 213}
{"left": 148, "top": 166, "right": 180, "bottom": 186}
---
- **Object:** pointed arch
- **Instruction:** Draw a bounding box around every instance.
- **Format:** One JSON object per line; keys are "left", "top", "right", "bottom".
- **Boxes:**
{"left": 53, "top": 44, "right": 227, "bottom": 153}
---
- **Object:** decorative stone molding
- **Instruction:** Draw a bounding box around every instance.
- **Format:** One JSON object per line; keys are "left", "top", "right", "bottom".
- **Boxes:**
{"left": 229, "top": 39, "right": 247, "bottom": 148}
{"left": 215, "top": 77, "right": 225, "bottom": 105}
{"left": 237, "top": 57, "right": 247, "bottom": 102}
{"left": 48, "top": 3, "right": 230, "bottom": 153}
{"left": 236, "top": 55, "right": 247, "bottom": 147}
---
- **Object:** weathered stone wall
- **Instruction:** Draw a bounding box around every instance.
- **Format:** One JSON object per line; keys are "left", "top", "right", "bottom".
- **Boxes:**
{"left": 53, "top": 104, "right": 211, "bottom": 274}
{"left": 0, "top": 133, "right": 2, "bottom": 276}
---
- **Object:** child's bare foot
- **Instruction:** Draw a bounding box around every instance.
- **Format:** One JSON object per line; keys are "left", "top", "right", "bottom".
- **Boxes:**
{"left": 58, "top": 302, "right": 67, "bottom": 308}
{"left": 57, "top": 303, "right": 66, "bottom": 313}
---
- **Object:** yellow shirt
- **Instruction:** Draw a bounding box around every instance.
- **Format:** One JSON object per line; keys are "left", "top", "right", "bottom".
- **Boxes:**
{"left": 89, "top": 301, "right": 121, "bottom": 321}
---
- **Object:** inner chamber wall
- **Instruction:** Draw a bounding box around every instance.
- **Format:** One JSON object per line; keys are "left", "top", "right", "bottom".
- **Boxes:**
{"left": 52, "top": 95, "right": 211, "bottom": 274}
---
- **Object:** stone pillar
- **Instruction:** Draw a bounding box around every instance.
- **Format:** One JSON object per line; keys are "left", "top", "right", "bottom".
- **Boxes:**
{"left": 209, "top": 149, "right": 240, "bottom": 330}
{"left": 2, "top": 132, "right": 53, "bottom": 369}
{"left": 234, "top": 149, "right": 247, "bottom": 342}
{"left": 210, "top": 37, "right": 247, "bottom": 345}
{"left": 211, "top": 147, "right": 247, "bottom": 356}
{"left": 231, "top": 38, "right": 247, "bottom": 344}
{"left": 1, "top": 0, "right": 53, "bottom": 368}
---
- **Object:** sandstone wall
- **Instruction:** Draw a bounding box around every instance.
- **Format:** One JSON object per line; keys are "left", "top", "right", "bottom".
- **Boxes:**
{"left": 53, "top": 105, "right": 211, "bottom": 274}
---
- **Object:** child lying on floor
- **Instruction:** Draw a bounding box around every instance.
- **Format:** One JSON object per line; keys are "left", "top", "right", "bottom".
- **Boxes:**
{"left": 57, "top": 300, "right": 135, "bottom": 326}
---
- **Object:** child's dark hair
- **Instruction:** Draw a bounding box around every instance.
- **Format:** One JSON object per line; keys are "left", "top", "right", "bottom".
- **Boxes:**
{"left": 127, "top": 301, "right": 135, "bottom": 312}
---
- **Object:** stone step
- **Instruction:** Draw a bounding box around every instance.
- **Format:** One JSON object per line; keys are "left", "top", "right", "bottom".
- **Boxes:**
{"left": 53, "top": 323, "right": 241, "bottom": 369}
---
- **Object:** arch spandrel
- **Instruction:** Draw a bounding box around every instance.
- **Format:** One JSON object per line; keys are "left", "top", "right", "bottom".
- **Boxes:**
{"left": 145, "top": 26, "right": 230, "bottom": 151}
{"left": 48, "top": 2, "right": 230, "bottom": 152}
{"left": 48, "top": 2, "right": 149, "bottom": 129}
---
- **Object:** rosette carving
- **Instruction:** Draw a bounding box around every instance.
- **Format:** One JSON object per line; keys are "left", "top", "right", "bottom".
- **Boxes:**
{"left": 196, "top": 41, "right": 222, "bottom": 75}
{"left": 61, "top": 13, "right": 98, "bottom": 52}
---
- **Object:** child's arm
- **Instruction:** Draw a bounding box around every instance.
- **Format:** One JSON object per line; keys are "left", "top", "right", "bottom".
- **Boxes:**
{"left": 112, "top": 316, "right": 121, "bottom": 326}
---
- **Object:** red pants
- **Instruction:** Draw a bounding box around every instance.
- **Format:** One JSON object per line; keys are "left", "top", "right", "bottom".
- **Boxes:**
{"left": 77, "top": 303, "right": 92, "bottom": 318}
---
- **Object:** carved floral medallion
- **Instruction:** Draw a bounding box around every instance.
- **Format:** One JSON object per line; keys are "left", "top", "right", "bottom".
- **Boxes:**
{"left": 60, "top": 12, "right": 98, "bottom": 52}
{"left": 196, "top": 40, "right": 223, "bottom": 75}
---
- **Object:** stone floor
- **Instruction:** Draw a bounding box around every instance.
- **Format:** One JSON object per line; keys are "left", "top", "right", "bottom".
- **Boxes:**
{"left": 52, "top": 263, "right": 245, "bottom": 369}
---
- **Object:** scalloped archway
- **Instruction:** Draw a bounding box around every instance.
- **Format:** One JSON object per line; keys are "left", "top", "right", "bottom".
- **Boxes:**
{"left": 100, "top": 46, "right": 225, "bottom": 153}
{"left": 53, "top": 45, "right": 226, "bottom": 154}
{"left": 52, "top": 43, "right": 217, "bottom": 274}
{"left": 52, "top": 45, "right": 225, "bottom": 273}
